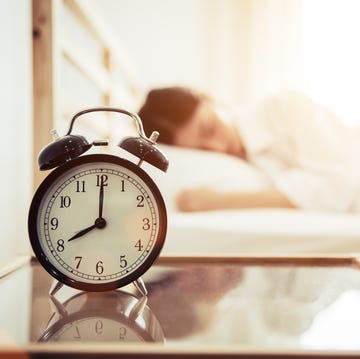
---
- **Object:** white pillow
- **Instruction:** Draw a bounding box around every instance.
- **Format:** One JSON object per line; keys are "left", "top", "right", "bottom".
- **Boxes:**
{"left": 143, "top": 145, "right": 271, "bottom": 211}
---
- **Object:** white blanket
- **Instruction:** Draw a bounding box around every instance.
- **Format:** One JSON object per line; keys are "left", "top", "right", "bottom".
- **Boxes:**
{"left": 163, "top": 209, "right": 360, "bottom": 255}
{"left": 236, "top": 92, "right": 360, "bottom": 212}
{"left": 135, "top": 129, "right": 360, "bottom": 255}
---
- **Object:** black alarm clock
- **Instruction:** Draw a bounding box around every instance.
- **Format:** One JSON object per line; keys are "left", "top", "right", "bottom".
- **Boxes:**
{"left": 28, "top": 108, "right": 168, "bottom": 292}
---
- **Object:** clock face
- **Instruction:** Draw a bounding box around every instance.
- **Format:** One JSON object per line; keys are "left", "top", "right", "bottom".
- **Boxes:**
{"left": 28, "top": 154, "right": 167, "bottom": 291}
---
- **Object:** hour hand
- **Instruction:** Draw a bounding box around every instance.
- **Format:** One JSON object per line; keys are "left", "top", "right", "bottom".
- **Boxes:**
{"left": 67, "top": 217, "right": 106, "bottom": 242}
{"left": 67, "top": 223, "right": 96, "bottom": 242}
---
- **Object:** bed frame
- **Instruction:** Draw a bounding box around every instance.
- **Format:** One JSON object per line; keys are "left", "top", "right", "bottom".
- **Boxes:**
{"left": 32, "top": 0, "right": 142, "bottom": 189}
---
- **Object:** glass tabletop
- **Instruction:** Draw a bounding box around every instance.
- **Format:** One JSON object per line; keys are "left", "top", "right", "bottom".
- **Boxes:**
{"left": 1, "top": 255, "right": 360, "bottom": 358}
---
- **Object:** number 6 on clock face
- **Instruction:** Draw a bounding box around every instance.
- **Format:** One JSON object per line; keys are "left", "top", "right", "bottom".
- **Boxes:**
{"left": 28, "top": 154, "right": 167, "bottom": 291}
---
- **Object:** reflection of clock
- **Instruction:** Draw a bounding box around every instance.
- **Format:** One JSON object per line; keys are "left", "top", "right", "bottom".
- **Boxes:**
{"left": 28, "top": 108, "right": 168, "bottom": 292}
{"left": 47, "top": 316, "right": 143, "bottom": 342}
{"left": 39, "top": 290, "right": 165, "bottom": 343}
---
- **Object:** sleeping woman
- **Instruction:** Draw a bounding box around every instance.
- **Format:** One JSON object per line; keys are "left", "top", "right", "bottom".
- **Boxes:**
{"left": 138, "top": 87, "right": 360, "bottom": 212}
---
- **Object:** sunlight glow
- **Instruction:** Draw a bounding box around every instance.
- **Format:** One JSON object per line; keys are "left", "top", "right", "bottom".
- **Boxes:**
{"left": 303, "top": 0, "right": 360, "bottom": 126}
{"left": 301, "top": 290, "right": 360, "bottom": 350}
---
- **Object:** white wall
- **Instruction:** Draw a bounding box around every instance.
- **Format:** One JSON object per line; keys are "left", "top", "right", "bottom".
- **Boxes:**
{"left": 0, "top": 0, "right": 33, "bottom": 266}
{"left": 87, "top": 0, "right": 256, "bottom": 106}
{"left": 88, "top": 0, "right": 212, "bottom": 89}
{"left": 303, "top": 0, "right": 360, "bottom": 126}
{"left": 90, "top": 0, "right": 360, "bottom": 126}
{"left": 87, "top": 0, "right": 303, "bottom": 109}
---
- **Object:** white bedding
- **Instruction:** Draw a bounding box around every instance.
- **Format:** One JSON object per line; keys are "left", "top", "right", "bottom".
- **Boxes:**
{"left": 132, "top": 145, "right": 360, "bottom": 255}
{"left": 163, "top": 209, "right": 360, "bottom": 255}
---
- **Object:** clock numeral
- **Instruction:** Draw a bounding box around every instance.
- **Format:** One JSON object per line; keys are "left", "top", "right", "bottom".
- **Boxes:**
{"left": 142, "top": 218, "right": 150, "bottom": 230}
{"left": 75, "top": 256, "right": 82, "bottom": 269}
{"left": 50, "top": 217, "right": 58, "bottom": 230}
{"left": 135, "top": 239, "right": 143, "bottom": 251}
{"left": 137, "top": 195, "right": 144, "bottom": 207}
{"left": 119, "top": 327, "right": 127, "bottom": 340}
{"left": 60, "top": 195, "right": 71, "bottom": 208}
{"left": 95, "top": 320, "right": 103, "bottom": 335}
{"left": 75, "top": 180, "right": 86, "bottom": 193}
{"left": 119, "top": 255, "right": 128, "bottom": 268}
{"left": 96, "top": 260, "right": 104, "bottom": 274}
{"left": 96, "top": 174, "right": 108, "bottom": 187}
{"left": 121, "top": 180, "right": 125, "bottom": 192}
{"left": 56, "top": 239, "right": 65, "bottom": 252}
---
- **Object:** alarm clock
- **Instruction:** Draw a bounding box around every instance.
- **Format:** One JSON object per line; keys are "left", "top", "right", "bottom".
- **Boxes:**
{"left": 39, "top": 290, "right": 165, "bottom": 343}
{"left": 28, "top": 108, "right": 168, "bottom": 292}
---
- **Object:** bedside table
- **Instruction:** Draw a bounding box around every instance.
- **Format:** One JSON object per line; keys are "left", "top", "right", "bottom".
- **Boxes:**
{"left": 1, "top": 254, "right": 360, "bottom": 358}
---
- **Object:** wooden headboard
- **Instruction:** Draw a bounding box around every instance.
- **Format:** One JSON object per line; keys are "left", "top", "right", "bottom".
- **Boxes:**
{"left": 32, "top": 0, "right": 143, "bottom": 188}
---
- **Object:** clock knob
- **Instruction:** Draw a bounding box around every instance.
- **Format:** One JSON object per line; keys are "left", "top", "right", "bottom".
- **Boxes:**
{"left": 38, "top": 130, "right": 92, "bottom": 170}
{"left": 119, "top": 132, "right": 169, "bottom": 172}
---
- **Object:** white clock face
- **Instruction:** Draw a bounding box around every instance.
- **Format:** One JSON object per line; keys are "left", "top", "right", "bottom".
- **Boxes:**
{"left": 29, "top": 155, "right": 166, "bottom": 290}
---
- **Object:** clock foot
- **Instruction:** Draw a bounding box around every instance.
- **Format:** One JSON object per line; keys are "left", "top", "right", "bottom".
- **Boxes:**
{"left": 129, "top": 295, "right": 148, "bottom": 321}
{"left": 133, "top": 277, "right": 148, "bottom": 296}
{"left": 49, "top": 292, "right": 67, "bottom": 318}
{"left": 49, "top": 280, "right": 63, "bottom": 297}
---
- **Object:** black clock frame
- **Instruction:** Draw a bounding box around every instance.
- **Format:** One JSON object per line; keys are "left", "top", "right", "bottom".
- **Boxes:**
{"left": 28, "top": 154, "right": 167, "bottom": 292}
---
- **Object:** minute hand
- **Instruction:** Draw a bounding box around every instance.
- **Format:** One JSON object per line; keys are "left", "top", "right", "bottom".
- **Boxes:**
{"left": 99, "top": 182, "right": 104, "bottom": 219}
{"left": 68, "top": 223, "right": 97, "bottom": 242}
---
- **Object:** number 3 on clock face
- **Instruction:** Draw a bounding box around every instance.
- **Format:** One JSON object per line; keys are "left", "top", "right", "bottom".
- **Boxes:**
{"left": 28, "top": 154, "right": 167, "bottom": 291}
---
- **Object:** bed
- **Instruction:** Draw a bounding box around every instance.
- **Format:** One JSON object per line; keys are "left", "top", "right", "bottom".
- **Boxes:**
{"left": 32, "top": 0, "right": 360, "bottom": 257}
{"left": 140, "top": 145, "right": 360, "bottom": 255}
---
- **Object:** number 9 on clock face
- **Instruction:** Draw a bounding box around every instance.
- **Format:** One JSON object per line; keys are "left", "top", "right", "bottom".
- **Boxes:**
{"left": 28, "top": 154, "right": 167, "bottom": 291}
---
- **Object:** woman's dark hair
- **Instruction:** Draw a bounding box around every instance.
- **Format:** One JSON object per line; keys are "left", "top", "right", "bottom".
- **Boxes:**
{"left": 138, "top": 87, "right": 201, "bottom": 144}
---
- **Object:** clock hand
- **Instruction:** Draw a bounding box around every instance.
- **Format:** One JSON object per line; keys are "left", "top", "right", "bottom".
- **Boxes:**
{"left": 67, "top": 223, "right": 97, "bottom": 242}
{"left": 99, "top": 181, "right": 104, "bottom": 219}
{"left": 67, "top": 217, "right": 107, "bottom": 242}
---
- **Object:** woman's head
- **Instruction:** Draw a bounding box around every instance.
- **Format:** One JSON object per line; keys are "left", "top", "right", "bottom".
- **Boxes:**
{"left": 138, "top": 87, "right": 202, "bottom": 145}
{"left": 138, "top": 86, "right": 246, "bottom": 157}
